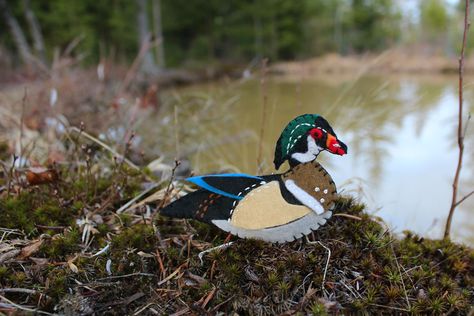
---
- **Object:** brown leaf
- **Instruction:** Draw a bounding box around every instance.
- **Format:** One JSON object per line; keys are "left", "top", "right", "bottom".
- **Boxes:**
{"left": 26, "top": 167, "right": 59, "bottom": 185}
{"left": 18, "top": 239, "right": 44, "bottom": 259}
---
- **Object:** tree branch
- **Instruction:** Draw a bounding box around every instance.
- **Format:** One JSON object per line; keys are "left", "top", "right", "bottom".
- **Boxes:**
{"left": 454, "top": 190, "right": 474, "bottom": 208}
{"left": 444, "top": 0, "right": 470, "bottom": 239}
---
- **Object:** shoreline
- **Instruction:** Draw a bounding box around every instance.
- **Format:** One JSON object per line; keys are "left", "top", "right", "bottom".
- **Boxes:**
{"left": 270, "top": 51, "right": 474, "bottom": 77}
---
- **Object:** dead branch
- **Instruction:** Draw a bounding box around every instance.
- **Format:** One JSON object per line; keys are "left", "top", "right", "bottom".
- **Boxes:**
{"left": 455, "top": 190, "right": 474, "bottom": 207}
{"left": 444, "top": 0, "right": 471, "bottom": 239}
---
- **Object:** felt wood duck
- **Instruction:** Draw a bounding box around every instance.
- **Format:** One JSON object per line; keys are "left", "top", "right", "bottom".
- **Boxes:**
{"left": 161, "top": 114, "right": 347, "bottom": 243}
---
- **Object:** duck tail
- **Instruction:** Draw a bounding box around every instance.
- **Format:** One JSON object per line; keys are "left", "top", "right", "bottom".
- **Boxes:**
{"left": 160, "top": 189, "right": 232, "bottom": 223}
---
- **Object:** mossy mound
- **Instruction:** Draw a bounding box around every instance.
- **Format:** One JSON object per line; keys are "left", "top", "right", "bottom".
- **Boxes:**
{"left": 0, "top": 194, "right": 472, "bottom": 314}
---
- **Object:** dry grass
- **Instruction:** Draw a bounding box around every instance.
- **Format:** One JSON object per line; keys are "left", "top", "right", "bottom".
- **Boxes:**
{"left": 271, "top": 50, "right": 474, "bottom": 77}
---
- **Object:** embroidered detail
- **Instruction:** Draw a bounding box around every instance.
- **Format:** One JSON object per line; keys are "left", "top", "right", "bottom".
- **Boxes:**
{"left": 323, "top": 189, "right": 328, "bottom": 194}
{"left": 229, "top": 181, "right": 267, "bottom": 217}
{"left": 195, "top": 193, "right": 221, "bottom": 219}
{"left": 315, "top": 187, "right": 320, "bottom": 192}
{"left": 284, "top": 179, "right": 325, "bottom": 215}
{"left": 286, "top": 122, "right": 315, "bottom": 153}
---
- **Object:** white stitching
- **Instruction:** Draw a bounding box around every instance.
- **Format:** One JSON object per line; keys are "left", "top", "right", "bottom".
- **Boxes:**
{"left": 285, "top": 123, "right": 315, "bottom": 154}
{"left": 229, "top": 181, "right": 267, "bottom": 216}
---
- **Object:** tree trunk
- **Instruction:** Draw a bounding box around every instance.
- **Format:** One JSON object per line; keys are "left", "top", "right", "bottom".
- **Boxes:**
{"left": 136, "top": 0, "right": 157, "bottom": 75}
{"left": 23, "top": 0, "right": 46, "bottom": 64}
{"left": 152, "top": 0, "right": 165, "bottom": 69}
{"left": 0, "top": 0, "right": 32, "bottom": 65}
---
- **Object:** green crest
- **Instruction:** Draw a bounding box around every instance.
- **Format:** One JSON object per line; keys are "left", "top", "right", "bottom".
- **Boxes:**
{"left": 274, "top": 114, "right": 319, "bottom": 169}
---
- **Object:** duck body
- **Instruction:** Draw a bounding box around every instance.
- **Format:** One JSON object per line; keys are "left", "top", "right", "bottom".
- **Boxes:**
{"left": 161, "top": 160, "right": 337, "bottom": 243}
{"left": 160, "top": 114, "right": 347, "bottom": 243}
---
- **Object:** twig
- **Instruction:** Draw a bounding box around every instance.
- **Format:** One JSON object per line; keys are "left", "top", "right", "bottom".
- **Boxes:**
{"left": 0, "top": 288, "right": 49, "bottom": 299}
{"left": 317, "top": 241, "right": 331, "bottom": 292}
{"left": 157, "top": 263, "right": 186, "bottom": 286}
{"left": 69, "top": 126, "right": 139, "bottom": 170}
{"left": 118, "top": 33, "right": 158, "bottom": 95}
{"left": 333, "top": 213, "right": 362, "bottom": 221}
{"left": 95, "top": 272, "right": 155, "bottom": 281}
{"left": 256, "top": 58, "right": 268, "bottom": 174}
{"left": 445, "top": 0, "right": 471, "bottom": 239}
{"left": 454, "top": 190, "right": 474, "bottom": 207}
{"left": 198, "top": 241, "right": 234, "bottom": 265}
{"left": 19, "top": 88, "right": 27, "bottom": 160}
{"left": 390, "top": 243, "right": 411, "bottom": 309}
{"left": 369, "top": 303, "right": 409, "bottom": 312}
{"left": 117, "top": 183, "right": 159, "bottom": 214}
{"left": 174, "top": 104, "right": 180, "bottom": 159}
{"left": 152, "top": 160, "right": 181, "bottom": 221}
{"left": 305, "top": 237, "right": 331, "bottom": 292}
{"left": 0, "top": 294, "right": 57, "bottom": 315}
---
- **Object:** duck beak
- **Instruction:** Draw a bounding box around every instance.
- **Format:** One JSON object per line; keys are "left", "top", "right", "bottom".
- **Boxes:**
{"left": 326, "top": 134, "right": 347, "bottom": 155}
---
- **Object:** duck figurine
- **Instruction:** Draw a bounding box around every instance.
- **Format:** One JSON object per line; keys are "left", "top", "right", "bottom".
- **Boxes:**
{"left": 161, "top": 114, "right": 347, "bottom": 243}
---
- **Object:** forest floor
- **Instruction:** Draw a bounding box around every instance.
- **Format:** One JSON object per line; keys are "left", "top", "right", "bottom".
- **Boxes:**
{"left": 0, "top": 62, "right": 473, "bottom": 315}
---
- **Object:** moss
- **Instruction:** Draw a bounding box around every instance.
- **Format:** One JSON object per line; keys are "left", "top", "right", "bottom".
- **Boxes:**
{"left": 45, "top": 268, "right": 69, "bottom": 299}
{"left": 0, "top": 266, "right": 9, "bottom": 283}
{"left": 310, "top": 302, "right": 328, "bottom": 315}
{"left": 111, "top": 224, "right": 157, "bottom": 252}
{"left": 1, "top": 190, "right": 472, "bottom": 315}
{"left": 0, "top": 195, "right": 35, "bottom": 233}
{"left": 39, "top": 229, "right": 81, "bottom": 260}
{"left": 0, "top": 191, "right": 76, "bottom": 235}
{"left": 9, "top": 271, "right": 27, "bottom": 285}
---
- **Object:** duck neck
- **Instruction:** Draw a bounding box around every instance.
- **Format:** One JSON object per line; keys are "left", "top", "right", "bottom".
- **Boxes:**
{"left": 289, "top": 156, "right": 317, "bottom": 168}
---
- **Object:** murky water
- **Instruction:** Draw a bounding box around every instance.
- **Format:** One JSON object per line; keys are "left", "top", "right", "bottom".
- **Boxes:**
{"left": 172, "top": 75, "right": 473, "bottom": 246}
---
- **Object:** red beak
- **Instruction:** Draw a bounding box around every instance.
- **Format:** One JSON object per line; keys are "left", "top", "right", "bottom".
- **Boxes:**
{"left": 326, "top": 134, "right": 347, "bottom": 155}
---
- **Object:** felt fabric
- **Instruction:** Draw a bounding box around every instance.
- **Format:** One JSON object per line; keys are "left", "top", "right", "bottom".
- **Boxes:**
{"left": 282, "top": 160, "right": 337, "bottom": 210}
{"left": 161, "top": 175, "right": 278, "bottom": 223}
{"left": 274, "top": 114, "right": 319, "bottom": 169}
{"left": 284, "top": 179, "right": 325, "bottom": 215}
{"left": 274, "top": 114, "right": 339, "bottom": 169}
{"left": 160, "top": 114, "right": 347, "bottom": 243}
{"left": 230, "top": 181, "right": 310, "bottom": 230}
{"left": 212, "top": 211, "right": 332, "bottom": 243}
{"left": 186, "top": 174, "right": 264, "bottom": 200}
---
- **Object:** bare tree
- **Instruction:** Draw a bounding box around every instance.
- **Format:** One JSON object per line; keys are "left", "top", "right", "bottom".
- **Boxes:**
{"left": 137, "top": 0, "right": 157, "bottom": 74}
{"left": 0, "top": 0, "right": 32, "bottom": 65}
{"left": 23, "top": 0, "right": 46, "bottom": 64}
{"left": 152, "top": 0, "right": 165, "bottom": 69}
{"left": 444, "top": 0, "right": 473, "bottom": 239}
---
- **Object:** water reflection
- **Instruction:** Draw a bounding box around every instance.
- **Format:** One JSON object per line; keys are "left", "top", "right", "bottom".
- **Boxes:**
{"left": 172, "top": 75, "right": 473, "bottom": 246}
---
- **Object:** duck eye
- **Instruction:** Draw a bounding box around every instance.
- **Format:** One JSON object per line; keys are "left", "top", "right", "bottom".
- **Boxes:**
{"left": 310, "top": 128, "right": 323, "bottom": 139}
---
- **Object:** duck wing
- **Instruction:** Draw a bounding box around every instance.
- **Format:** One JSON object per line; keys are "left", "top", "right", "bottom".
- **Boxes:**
{"left": 161, "top": 173, "right": 276, "bottom": 223}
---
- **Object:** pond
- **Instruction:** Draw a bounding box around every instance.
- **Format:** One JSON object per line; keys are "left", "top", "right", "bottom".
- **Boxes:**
{"left": 171, "top": 74, "right": 474, "bottom": 246}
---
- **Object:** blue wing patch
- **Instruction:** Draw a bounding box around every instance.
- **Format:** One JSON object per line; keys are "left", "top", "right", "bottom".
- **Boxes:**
{"left": 186, "top": 173, "right": 264, "bottom": 200}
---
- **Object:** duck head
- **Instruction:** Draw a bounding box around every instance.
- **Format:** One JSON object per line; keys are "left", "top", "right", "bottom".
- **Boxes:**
{"left": 274, "top": 114, "right": 347, "bottom": 169}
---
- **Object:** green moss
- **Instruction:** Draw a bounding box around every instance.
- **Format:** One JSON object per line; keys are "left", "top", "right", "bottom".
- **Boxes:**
{"left": 0, "top": 191, "right": 76, "bottom": 234}
{"left": 39, "top": 229, "right": 81, "bottom": 260}
{"left": 0, "top": 266, "right": 9, "bottom": 283}
{"left": 310, "top": 302, "right": 328, "bottom": 315}
{"left": 9, "top": 271, "right": 27, "bottom": 285}
{"left": 0, "top": 187, "right": 472, "bottom": 315}
{"left": 111, "top": 224, "right": 157, "bottom": 252}
{"left": 45, "top": 268, "right": 68, "bottom": 299}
